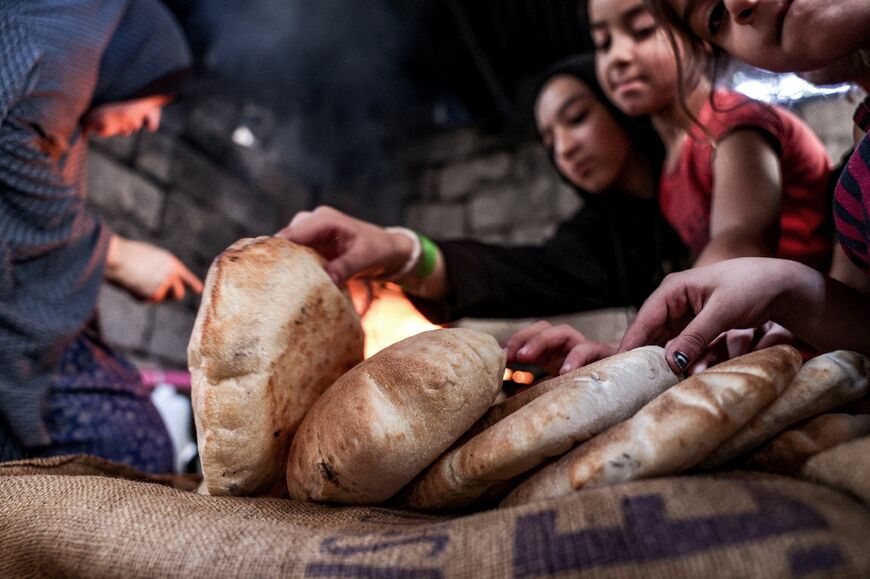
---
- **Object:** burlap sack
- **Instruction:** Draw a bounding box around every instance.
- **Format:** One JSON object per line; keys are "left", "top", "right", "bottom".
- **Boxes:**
{"left": 2, "top": 457, "right": 869, "bottom": 577}
{"left": 802, "top": 435, "right": 870, "bottom": 505}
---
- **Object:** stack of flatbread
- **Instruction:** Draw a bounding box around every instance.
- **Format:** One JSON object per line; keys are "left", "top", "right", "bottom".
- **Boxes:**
{"left": 188, "top": 238, "right": 870, "bottom": 510}
{"left": 502, "top": 347, "right": 870, "bottom": 508}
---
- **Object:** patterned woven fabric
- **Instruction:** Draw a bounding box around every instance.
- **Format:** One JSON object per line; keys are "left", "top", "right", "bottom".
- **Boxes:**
{"left": 29, "top": 323, "right": 174, "bottom": 474}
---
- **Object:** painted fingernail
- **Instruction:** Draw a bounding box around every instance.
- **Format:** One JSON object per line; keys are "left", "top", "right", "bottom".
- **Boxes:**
{"left": 673, "top": 351, "right": 689, "bottom": 371}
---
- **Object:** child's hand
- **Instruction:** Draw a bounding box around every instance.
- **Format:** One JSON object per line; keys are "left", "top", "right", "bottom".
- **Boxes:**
{"left": 276, "top": 206, "right": 414, "bottom": 285}
{"left": 504, "top": 321, "right": 615, "bottom": 376}
{"left": 106, "top": 236, "right": 203, "bottom": 302}
{"left": 618, "top": 258, "right": 802, "bottom": 373}
{"left": 686, "top": 322, "right": 796, "bottom": 374}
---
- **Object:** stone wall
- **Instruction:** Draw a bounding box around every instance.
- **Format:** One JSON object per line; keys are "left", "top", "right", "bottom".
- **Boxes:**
{"left": 91, "top": 91, "right": 861, "bottom": 370}
{"left": 89, "top": 96, "right": 310, "bottom": 370}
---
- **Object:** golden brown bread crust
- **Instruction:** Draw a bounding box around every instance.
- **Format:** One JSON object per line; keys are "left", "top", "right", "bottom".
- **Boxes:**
{"left": 285, "top": 328, "right": 505, "bottom": 505}
{"left": 740, "top": 413, "right": 870, "bottom": 475}
{"left": 397, "top": 346, "right": 680, "bottom": 511}
{"left": 699, "top": 351, "right": 870, "bottom": 469}
{"left": 502, "top": 345, "right": 803, "bottom": 507}
{"left": 189, "top": 236, "right": 364, "bottom": 496}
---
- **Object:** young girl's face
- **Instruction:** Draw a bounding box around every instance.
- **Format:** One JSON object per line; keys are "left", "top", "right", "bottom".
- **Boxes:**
{"left": 535, "top": 75, "right": 633, "bottom": 193}
{"left": 588, "top": 0, "right": 680, "bottom": 117}
{"left": 665, "top": 0, "right": 870, "bottom": 72}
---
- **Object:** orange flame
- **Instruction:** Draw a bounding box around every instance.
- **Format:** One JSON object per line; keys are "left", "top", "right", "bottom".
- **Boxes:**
{"left": 351, "top": 282, "right": 442, "bottom": 358}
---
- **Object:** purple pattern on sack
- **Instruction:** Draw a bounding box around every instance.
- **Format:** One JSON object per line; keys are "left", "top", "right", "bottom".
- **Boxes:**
{"left": 788, "top": 544, "right": 846, "bottom": 577}
{"left": 513, "top": 485, "right": 842, "bottom": 577}
{"left": 305, "top": 563, "right": 442, "bottom": 578}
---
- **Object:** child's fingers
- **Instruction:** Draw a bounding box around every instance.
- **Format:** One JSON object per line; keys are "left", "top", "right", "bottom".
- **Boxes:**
{"left": 514, "top": 324, "right": 582, "bottom": 364}
{"left": 504, "top": 321, "right": 553, "bottom": 361}
{"left": 178, "top": 264, "right": 204, "bottom": 294}
{"left": 275, "top": 211, "right": 314, "bottom": 240}
{"left": 559, "top": 342, "right": 616, "bottom": 374}
{"left": 663, "top": 300, "right": 734, "bottom": 374}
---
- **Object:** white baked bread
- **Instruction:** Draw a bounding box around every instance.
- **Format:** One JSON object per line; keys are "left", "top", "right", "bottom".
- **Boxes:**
{"left": 285, "top": 328, "right": 505, "bottom": 504}
{"left": 398, "top": 346, "right": 679, "bottom": 511}
{"left": 502, "top": 345, "right": 802, "bottom": 507}
{"left": 189, "top": 237, "right": 364, "bottom": 496}
{"left": 740, "top": 413, "right": 870, "bottom": 475}
{"left": 700, "top": 351, "right": 870, "bottom": 469}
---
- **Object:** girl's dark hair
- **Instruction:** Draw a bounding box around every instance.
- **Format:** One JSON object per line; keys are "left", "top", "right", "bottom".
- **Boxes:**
{"left": 531, "top": 53, "right": 665, "bottom": 195}
{"left": 644, "top": 0, "right": 731, "bottom": 89}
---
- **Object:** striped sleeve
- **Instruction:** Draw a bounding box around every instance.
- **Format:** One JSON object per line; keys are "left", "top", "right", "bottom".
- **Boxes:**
{"left": 833, "top": 126, "right": 870, "bottom": 273}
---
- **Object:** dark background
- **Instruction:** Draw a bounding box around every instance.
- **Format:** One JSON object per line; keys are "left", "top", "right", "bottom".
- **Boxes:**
{"left": 161, "top": 0, "right": 592, "bottom": 186}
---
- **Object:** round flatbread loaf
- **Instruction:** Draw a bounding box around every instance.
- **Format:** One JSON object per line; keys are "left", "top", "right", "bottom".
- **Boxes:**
{"left": 189, "top": 237, "right": 364, "bottom": 496}
{"left": 699, "top": 351, "right": 870, "bottom": 469}
{"left": 397, "top": 346, "right": 680, "bottom": 511}
{"left": 285, "top": 328, "right": 505, "bottom": 504}
{"left": 502, "top": 345, "right": 803, "bottom": 507}
{"left": 739, "top": 413, "right": 870, "bottom": 475}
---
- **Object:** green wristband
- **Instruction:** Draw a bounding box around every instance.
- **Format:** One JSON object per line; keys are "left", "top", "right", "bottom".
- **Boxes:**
{"left": 414, "top": 233, "right": 438, "bottom": 279}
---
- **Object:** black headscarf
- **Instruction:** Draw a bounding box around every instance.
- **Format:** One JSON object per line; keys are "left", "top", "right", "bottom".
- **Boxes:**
{"left": 531, "top": 53, "right": 665, "bottom": 206}
{"left": 92, "top": 0, "right": 193, "bottom": 106}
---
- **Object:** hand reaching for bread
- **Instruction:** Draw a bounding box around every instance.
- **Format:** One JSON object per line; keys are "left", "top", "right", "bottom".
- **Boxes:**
{"left": 505, "top": 320, "right": 616, "bottom": 375}
{"left": 275, "top": 205, "right": 413, "bottom": 285}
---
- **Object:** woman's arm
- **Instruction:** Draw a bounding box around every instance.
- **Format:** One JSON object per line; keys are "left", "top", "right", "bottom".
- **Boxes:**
{"left": 693, "top": 130, "right": 783, "bottom": 267}
{"left": 105, "top": 235, "right": 203, "bottom": 301}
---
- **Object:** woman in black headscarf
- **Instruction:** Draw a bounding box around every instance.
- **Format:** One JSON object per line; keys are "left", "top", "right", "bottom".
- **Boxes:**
{"left": 276, "top": 54, "right": 685, "bottom": 364}
{"left": 0, "top": 0, "right": 202, "bottom": 472}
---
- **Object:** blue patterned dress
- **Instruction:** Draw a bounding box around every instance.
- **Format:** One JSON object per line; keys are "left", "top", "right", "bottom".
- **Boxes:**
{"left": 30, "top": 323, "right": 174, "bottom": 474}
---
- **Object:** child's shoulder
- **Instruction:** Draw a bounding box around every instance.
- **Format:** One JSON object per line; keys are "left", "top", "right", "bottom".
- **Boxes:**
{"left": 699, "top": 90, "right": 796, "bottom": 143}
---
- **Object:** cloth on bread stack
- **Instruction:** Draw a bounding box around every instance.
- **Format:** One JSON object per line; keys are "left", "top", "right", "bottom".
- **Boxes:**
{"left": 285, "top": 328, "right": 505, "bottom": 504}
{"left": 396, "top": 345, "right": 680, "bottom": 511}
{"left": 189, "top": 237, "right": 364, "bottom": 497}
{"left": 502, "top": 345, "right": 803, "bottom": 507}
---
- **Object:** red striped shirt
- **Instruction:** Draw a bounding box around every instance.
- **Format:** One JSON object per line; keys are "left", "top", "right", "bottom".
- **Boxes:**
{"left": 834, "top": 97, "right": 870, "bottom": 274}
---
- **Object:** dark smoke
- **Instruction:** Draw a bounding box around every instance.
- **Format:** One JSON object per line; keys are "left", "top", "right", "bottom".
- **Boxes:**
{"left": 183, "top": 0, "right": 432, "bottom": 189}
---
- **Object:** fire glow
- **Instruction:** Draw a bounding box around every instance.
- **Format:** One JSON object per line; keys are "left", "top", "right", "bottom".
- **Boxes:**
{"left": 351, "top": 281, "right": 539, "bottom": 386}
{"left": 353, "top": 282, "right": 442, "bottom": 359}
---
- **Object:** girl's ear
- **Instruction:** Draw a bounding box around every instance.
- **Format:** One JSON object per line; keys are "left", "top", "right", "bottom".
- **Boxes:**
{"left": 701, "top": 41, "right": 714, "bottom": 55}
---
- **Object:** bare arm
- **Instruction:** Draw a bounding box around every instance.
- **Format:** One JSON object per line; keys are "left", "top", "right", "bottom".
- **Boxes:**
{"left": 829, "top": 240, "right": 870, "bottom": 297}
{"left": 105, "top": 235, "right": 203, "bottom": 301}
{"left": 693, "top": 130, "right": 782, "bottom": 267}
{"left": 618, "top": 258, "right": 870, "bottom": 374}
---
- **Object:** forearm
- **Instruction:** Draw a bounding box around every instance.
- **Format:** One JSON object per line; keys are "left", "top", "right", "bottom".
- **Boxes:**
{"left": 694, "top": 230, "right": 777, "bottom": 268}
{"left": 829, "top": 244, "right": 870, "bottom": 297}
{"left": 395, "top": 248, "right": 448, "bottom": 300}
{"left": 104, "top": 233, "right": 124, "bottom": 283}
{"left": 772, "top": 262, "right": 870, "bottom": 355}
